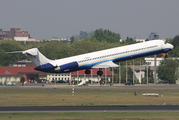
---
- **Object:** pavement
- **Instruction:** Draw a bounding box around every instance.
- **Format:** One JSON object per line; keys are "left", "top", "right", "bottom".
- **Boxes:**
{"left": 0, "top": 105, "right": 179, "bottom": 113}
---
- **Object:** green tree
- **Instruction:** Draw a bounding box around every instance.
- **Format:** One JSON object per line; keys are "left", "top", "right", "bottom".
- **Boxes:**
{"left": 38, "top": 41, "right": 69, "bottom": 59}
{"left": 169, "top": 35, "right": 179, "bottom": 57}
{"left": 125, "top": 37, "right": 136, "bottom": 44}
{"left": 158, "top": 58, "right": 179, "bottom": 84}
{"left": 172, "top": 46, "right": 179, "bottom": 57}
{"left": 93, "top": 28, "right": 121, "bottom": 43}
{"left": 145, "top": 38, "right": 149, "bottom": 41}
{"left": 171, "top": 35, "right": 179, "bottom": 48}
{"left": 0, "top": 40, "right": 26, "bottom": 66}
{"left": 20, "top": 76, "right": 25, "bottom": 86}
{"left": 70, "top": 36, "right": 75, "bottom": 44}
{"left": 165, "top": 38, "right": 173, "bottom": 44}
{"left": 93, "top": 28, "right": 104, "bottom": 42}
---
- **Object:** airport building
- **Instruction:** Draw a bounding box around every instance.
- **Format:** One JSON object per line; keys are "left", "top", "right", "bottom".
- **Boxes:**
{"left": 0, "top": 66, "right": 46, "bottom": 83}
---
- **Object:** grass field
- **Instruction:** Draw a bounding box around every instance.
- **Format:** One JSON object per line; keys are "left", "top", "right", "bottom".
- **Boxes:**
{"left": 1, "top": 87, "right": 179, "bottom": 120}
{"left": 0, "top": 87, "right": 179, "bottom": 106}
{"left": 1, "top": 112, "right": 179, "bottom": 120}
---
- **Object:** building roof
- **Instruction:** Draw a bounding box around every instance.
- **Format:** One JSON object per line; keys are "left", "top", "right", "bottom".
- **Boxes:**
{"left": 0, "top": 67, "right": 45, "bottom": 76}
{"left": 71, "top": 69, "right": 116, "bottom": 76}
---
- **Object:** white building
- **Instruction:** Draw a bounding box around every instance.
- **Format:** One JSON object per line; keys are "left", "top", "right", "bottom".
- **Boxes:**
{"left": 47, "top": 73, "right": 71, "bottom": 81}
{"left": 145, "top": 58, "right": 164, "bottom": 66}
{"left": 46, "top": 68, "right": 116, "bottom": 82}
{"left": 145, "top": 57, "right": 179, "bottom": 66}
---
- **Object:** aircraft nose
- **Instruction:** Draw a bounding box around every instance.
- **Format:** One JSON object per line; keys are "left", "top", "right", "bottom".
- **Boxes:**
{"left": 169, "top": 44, "right": 174, "bottom": 49}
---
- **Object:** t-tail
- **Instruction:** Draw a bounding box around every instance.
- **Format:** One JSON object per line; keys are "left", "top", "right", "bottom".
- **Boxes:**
{"left": 7, "top": 48, "right": 51, "bottom": 67}
{"left": 22, "top": 48, "right": 51, "bottom": 66}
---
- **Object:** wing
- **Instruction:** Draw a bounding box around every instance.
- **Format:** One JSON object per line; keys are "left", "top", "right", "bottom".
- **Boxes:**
{"left": 92, "top": 61, "right": 119, "bottom": 68}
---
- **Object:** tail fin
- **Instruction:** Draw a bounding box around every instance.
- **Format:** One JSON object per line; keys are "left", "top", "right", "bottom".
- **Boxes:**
{"left": 22, "top": 48, "right": 51, "bottom": 67}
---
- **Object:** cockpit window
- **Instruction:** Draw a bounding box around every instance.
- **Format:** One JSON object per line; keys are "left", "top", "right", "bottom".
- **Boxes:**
{"left": 164, "top": 41, "right": 167, "bottom": 44}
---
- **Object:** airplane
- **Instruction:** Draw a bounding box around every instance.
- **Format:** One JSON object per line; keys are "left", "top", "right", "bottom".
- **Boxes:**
{"left": 8, "top": 40, "right": 173, "bottom": 76}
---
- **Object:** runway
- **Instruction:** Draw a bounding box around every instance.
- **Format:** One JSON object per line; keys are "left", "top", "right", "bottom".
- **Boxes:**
{"left": 0, "top": 105, "right": 179, "bottom": 113}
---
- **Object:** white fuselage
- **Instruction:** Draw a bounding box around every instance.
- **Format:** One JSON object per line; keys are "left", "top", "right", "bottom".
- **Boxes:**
{"left": 51, "top": 40, "right": 171, "bottom": 66}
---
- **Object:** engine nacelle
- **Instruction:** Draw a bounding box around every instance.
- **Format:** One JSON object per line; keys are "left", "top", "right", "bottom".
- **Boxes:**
{"left": 54, "top": 61, "right": 78, "bottom": 72}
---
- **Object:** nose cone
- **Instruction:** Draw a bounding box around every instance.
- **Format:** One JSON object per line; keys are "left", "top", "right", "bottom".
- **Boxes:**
{"left": 170, "top": 44, "right": 174, "bottom": 49}
{"left": 169, "top": 43, "right": 174, "bottom": 50}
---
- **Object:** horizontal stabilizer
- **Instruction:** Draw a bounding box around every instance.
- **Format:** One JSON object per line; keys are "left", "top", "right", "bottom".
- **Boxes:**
{"left": 6, "top": 51, "right": 23, "bottom": 54}
{"left": 92, "top": 61, "right": 119, "bottom": 68}
{"left": 6, "top": 48, "right": 38, "bottom": 56}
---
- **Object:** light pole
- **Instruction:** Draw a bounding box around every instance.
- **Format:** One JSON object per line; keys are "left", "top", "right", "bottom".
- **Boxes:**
{"left": 133, "top": 59, "right": 134, "bottom": 84}
{"left": 112, "top": 67, "right": 114, "bottom": 85}
{"left": 119, "top": 62, "right": 121, "bottom": 84}
{"left": 140, "top": 58, "right": 141, "bottom": 84}
{"left": 105, "top": 68, "right": 107, "bottom": 85}
{"left": 154, "top": 55, "right": 157, "bottom": 84}
{"left": 147, "top": 64, "right": 148, "bottom": 85}
{"left": 91, "top": 69, "right": 93, "bottom": 85}
{"left": 126, "top": 61, "right": 127, "bottom": 83}
{"left": 77, "top": 71, "right": 79, "bottom": 85}
{"left": 153, "top": 33, "right": 159, "bottom": 84}
{"left": 55, "top": 73, "right": 57, "bottom": 87}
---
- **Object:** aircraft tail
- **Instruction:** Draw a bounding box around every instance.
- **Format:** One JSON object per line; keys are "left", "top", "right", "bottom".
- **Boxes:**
{"left": 22, "top": 48, "right": 51, "bottom": 67}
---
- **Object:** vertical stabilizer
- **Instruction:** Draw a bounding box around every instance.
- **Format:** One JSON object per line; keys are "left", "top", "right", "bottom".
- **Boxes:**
{"left": 22, "top": 48, "right": 51, "bottom": 67}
